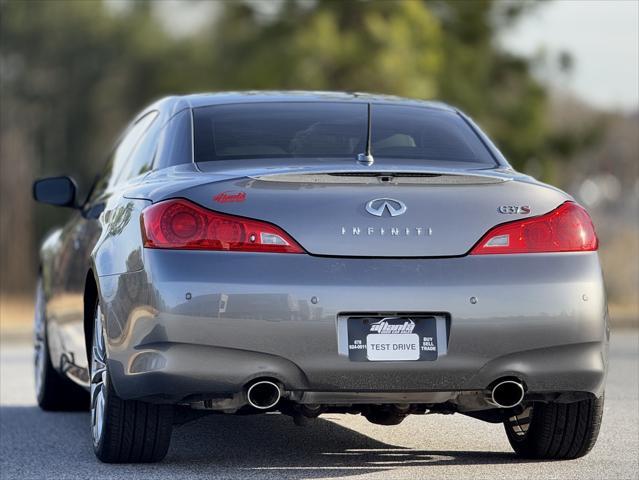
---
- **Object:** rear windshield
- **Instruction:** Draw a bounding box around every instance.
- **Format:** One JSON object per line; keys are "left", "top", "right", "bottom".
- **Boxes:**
{"left": 193, "top": 102, "right": 496, "bottom": 165}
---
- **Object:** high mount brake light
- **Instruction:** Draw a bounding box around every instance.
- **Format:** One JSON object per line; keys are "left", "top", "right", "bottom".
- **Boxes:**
{"left": 141, "top": 199, "right": 304, "bottom": 253}
{"left": 470, "top": 201, "right": 598, "bottom": 255}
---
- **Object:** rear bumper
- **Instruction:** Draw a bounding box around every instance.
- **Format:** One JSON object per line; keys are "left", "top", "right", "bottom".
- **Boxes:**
{"left": 99, "top": 251, "right": 609, "bottom": 404}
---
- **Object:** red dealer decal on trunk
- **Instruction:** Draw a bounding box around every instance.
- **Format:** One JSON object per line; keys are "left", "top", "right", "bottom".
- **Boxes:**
{"left": 214, "top": 191, "right": 247, "bottom": 203}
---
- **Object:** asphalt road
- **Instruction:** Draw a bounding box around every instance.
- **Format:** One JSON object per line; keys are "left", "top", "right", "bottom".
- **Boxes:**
{"left": 1, "top": 330, "right": 637, "bottom": 480}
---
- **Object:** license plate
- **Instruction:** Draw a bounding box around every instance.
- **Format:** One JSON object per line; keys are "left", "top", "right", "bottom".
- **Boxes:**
{"left": 366, "top": 333, "right": 420, "bottom": 361}
{"left": 347, "top": 316, "right": 438, "bottom": 362}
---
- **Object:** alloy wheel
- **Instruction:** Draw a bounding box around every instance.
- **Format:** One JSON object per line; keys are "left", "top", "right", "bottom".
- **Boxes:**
{"left": 90, "top": 304, "right": 108, "bottom": 447}
{"left": 507, "top": 406, "right": 533, "bottom": 438}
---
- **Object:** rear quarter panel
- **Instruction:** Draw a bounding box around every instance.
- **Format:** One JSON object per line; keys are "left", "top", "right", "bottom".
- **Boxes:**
{"left": 39, "top": 192, "right": 151, "bottom": 380}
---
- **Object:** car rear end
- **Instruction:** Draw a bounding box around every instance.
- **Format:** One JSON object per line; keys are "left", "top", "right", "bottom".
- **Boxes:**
{"left": 102, "top": 96, "right": 607, "bottom": 460}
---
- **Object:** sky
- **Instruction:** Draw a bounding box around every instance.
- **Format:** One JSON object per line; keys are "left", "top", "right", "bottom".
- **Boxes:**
{"left": 150, "top": 0, "right": 639, "bottom": 113}
{"left": 500, "top": 0, "right": 639, "bottom": 112}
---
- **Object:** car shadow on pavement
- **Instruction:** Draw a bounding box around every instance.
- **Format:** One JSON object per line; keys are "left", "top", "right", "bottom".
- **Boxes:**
{"left": 0, "top": 406, "right": 532, "bottom": 479}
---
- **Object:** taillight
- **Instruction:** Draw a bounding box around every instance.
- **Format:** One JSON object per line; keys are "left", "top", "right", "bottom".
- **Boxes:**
{"left": 470, "top": 202, "right": 598, "bottom": 255}
{"left": 141, "top": 198, "right": 304, "bottom": 253}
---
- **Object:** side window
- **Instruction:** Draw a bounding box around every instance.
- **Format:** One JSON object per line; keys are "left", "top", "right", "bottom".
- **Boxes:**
{"left": 107, "top": 111, "right": 158, "bottom": 189}
{"left": 117, "top": 113, "right": 163, "bottom": 182}
{"left": 155, "top": 109, "right": 193, "bottom": 169}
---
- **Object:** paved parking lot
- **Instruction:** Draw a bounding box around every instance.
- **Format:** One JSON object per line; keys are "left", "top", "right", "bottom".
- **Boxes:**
{"left": 1, "top": 329, "right": 637, "bottom": 480}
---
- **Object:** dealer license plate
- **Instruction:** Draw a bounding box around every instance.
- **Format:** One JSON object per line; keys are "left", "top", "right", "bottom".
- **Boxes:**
{"left": 347, "top": 316, "right": 439, "bottom": 362}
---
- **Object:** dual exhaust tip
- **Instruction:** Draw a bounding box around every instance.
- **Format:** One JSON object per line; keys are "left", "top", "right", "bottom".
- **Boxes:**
{"left": 489, "top": 379, "right": 525, "bottom": 409}
{"left": 247, "top": 380, "right": 281, "bottom": 410}
{"left": 246, "top": 378, "right": 525, "bottom": 410}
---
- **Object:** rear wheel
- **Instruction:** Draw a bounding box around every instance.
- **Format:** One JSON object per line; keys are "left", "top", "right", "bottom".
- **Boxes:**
{"left": 34, "top": 279, "right": 88, "bottom": 411}
{"left": 90, "top": 301, "right": 173, "bottom": 463}
{"left": 504, "top": 396, "right": 604, "bottom": 460}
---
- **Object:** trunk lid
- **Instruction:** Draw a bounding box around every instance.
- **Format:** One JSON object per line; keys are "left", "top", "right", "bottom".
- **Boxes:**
{"left": 170, "top": 166, "right": 568, "bottom": 257}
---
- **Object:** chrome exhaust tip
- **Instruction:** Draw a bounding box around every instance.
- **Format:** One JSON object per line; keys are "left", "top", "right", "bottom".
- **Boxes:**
{"left": 490, "top": 380, "right": 525, "bottom": 409}
{"left": 246, "top": 380, "right": 281, "bottom": 410}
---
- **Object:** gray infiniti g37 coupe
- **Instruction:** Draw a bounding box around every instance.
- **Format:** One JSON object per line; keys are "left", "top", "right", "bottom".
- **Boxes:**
{"left": 32, "top": 91, "right": 607, "bottom": 463}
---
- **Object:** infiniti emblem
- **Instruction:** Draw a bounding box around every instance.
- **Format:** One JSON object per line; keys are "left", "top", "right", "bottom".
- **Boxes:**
{"left": 365, "top": 198, "right": 407, "bottom": 217}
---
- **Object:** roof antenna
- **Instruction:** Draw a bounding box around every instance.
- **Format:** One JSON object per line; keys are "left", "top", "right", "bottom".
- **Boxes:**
{"left": 357, "top": 103, "right": 374, "bottom": 166}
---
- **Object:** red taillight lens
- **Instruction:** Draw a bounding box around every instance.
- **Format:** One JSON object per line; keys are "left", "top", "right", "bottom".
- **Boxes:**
{"left": 141, "top": 199, "right": 304, "bottom": 253}
{"left": 470, "top": 202, "right": 598, "bottom": 255}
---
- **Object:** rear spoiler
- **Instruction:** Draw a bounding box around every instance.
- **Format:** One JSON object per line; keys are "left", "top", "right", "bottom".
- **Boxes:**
{"left": 250, "top": 169, "right": 512, "bottom": 185}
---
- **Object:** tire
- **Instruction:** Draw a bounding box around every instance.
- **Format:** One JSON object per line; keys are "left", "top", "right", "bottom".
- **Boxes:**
{"left": 90, "top": 300, "right": 173, "bottom": 463}
{"left": 34, "top": 279, "right": 89, "bottom": 411}
{"left": 504, "top": 396, "right": 604, "bottom": 460}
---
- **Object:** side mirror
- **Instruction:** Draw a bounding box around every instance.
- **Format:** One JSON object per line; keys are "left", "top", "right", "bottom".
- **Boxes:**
{"left": 33, "top": 176, "right": 78, "bottom": 208}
